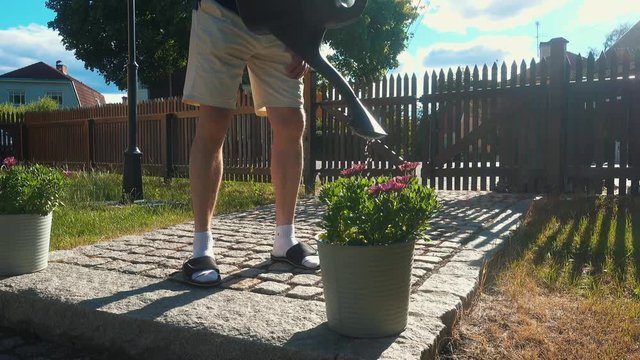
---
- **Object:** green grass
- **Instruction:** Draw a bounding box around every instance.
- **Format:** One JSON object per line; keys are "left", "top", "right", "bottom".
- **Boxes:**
{"left": 51, "top": 172, "right": 278, "bottom": 250}
{"left": 506, "top": 196, "right": 640, "bottom": 298}
{"left": 443, "top": 196, "right": 640, "bottom": 360}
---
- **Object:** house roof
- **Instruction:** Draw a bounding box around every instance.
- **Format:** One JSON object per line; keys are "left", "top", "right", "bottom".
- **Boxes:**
{"left": 0, "top": 61, "right": 106, "bottom": 107}
{"left": 606, "top": 20, "right": 640, "bottom": 57}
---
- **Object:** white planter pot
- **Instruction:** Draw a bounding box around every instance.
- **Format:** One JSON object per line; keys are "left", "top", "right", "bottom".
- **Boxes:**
{"left": 317, "top": 238, "right": 415, "bottom": 338}
{"left": 0, "top": 213, "right": 52, "bottom": 276}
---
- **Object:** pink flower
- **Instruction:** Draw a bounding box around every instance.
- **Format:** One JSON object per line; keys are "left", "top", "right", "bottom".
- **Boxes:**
{"left": 340, "top": 162, "right": 367, "bottom": 177}
{"left": 2, "top": 156, "right": 17, "bottom": 168}
{"left": 63, "top": 170, "right": 73, "bottom": 177}
{"left": 368, "top": 179, "right": 407, "bottom": 196}
{"left": 391, "top": 175, "right": 413, "bottom": 184}
{"left": 398, "top": 161, "right": 419, "bottom": 171}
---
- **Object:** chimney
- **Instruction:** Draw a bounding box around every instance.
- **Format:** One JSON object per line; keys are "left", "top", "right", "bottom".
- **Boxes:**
{"left": 539, "top": 41, "right": 551, "bottom": 60}
{"left": 55, "top": 60, "right": 68, "bottom": 75}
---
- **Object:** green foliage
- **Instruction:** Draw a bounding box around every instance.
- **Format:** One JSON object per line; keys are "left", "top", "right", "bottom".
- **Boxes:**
{"left": 603, "top": 22, "right": 631, "bottom": 51}
{"left": 0, "top": 97, "right": 59, "bottom": 115}
{"left": 318, "top": 165, "right": 438, "bottom": 246}
{"left": 46, "top": 0, "right": 191, "bottom": 90}
{"left": 46, "top": 0, "right": 418, "bottom": 88}
{"left": 0, "top": 161, "right": 67, "bottom": 216}
{"left": 324, "top": 0, "right": 419, "bottom": 80}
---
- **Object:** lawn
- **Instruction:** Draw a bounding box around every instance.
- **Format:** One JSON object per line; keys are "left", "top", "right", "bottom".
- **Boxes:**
{"left": 51, "top": 172, "right": 279, "bottom": 250}
{"left": 441, "top": 196, "right": 640, "bottom": 360}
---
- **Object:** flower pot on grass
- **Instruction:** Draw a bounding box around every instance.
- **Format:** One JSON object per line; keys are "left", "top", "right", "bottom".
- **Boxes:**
{"left": 0, "top": 157, "right": 67, "bottom": 276}
{"left": 0, "top": 213, "right": 52, "bottom": 275}
{"left": 317, "top": 161, "right": 439, "bottom": 338}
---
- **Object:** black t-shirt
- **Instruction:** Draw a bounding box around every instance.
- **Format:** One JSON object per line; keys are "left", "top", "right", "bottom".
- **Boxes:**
{"left": 215, "top": 0, "right": 238, "bottom": 13}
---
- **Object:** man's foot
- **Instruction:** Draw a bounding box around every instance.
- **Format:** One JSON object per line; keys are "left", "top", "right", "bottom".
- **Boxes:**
{"left": 182, "top": 256, "right": 222, "bottom": 287}
{"left": 271, "top": 242, "right": 320, "bottom": 270}
{"left": 271, "top": 225, "right": 320, "bottom": 270}
{"left": 189, "top": 231, "right": 220, "bottom": 284}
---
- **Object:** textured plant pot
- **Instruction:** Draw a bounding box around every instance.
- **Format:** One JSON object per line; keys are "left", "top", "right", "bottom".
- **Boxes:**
{"left": 317, "top": 237, "right": 415, "bottom": 338}
{"left": 0, "top": 213, "right": 52, "bottom": 276}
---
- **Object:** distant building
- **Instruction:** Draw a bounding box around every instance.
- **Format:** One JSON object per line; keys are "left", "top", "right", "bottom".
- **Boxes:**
{"left": 0, "top": 61, "right": 106, "bottom": 108}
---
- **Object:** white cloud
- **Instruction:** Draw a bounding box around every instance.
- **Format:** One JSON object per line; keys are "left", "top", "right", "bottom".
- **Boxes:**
{"left": 577, "top": 0, "right": 640, "bottom": 24}
{"left": 0, "top": 24, "right": 113, "bottom": 93}
{"left": 422, "top": 0, "right": 569, "bottom": 33}
{"left": 395, "top": 35, "right": 536, "bottom": 74}
{"left": 393, "top": 35, "right": 536, "bottom": 95}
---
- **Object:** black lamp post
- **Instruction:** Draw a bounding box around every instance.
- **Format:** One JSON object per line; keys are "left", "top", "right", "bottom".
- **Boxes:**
{"left": 122, "top": 0, "right": 143, "bottom": 202}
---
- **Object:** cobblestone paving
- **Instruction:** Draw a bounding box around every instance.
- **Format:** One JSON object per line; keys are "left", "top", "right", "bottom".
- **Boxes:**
{"left": 48, "top": 191, "right": 530, "bottom": 301}
{"left": 2, "top": 191, "right": 530, "bottom": 358}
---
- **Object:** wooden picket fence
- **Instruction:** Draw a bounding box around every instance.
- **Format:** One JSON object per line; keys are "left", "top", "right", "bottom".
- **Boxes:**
{"left": 2, "top": 37, "right": 639, "bottom": 195}
{"left": 18, "top": 93, "right": 273, "bottom": 182}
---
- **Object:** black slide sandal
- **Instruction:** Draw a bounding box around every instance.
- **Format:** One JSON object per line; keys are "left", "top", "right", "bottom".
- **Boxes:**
{"left": 270, "top": 242, "right": 320, "bottom": 271}
{"left": 170, "top": 256, "right": 222, "bottom": 287}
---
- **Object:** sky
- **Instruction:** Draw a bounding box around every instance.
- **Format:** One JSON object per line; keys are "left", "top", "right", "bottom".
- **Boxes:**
{"left": 0, "top": 1, "right": 638, "bottom": 103}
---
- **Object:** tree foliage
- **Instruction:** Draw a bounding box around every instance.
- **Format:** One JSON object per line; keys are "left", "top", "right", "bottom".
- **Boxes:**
{"left": 0, "top": 97, "right": 60, "bottom": 115}
{"left": 589, "top": 22, "right": 632, "bottom": 55}
{"left": 46, "top": 0, "right": 192, "bottom": 91}
{"left": 46, "top": 0, "right": 419, "bottom": 90}
{"left": 603, "top": 22, "right": 631, "bottom": 51}
{"left": 324, "top": 0, "right": 419, "bottom": 81}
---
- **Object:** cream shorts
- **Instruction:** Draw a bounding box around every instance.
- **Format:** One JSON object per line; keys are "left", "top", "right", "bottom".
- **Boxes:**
{"left": 182, "top": 0, "right": 304, "bottom": 116}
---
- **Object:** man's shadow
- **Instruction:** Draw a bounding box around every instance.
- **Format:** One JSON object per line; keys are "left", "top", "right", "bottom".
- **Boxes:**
{"left": 78, "top": 274, "right": 223, "bottom": 320}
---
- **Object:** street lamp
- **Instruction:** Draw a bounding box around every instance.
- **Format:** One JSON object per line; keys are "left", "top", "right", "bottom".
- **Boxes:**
{"left": 122, "top": 0, "right": 143, "bottom": 202}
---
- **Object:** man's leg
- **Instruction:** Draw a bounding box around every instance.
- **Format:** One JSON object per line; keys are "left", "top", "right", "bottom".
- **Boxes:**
{"left": 188, "top": 105, "right": 234, "bottom": 282}
{"left": 267, "top": 107, "right": 319, "bottom": 269}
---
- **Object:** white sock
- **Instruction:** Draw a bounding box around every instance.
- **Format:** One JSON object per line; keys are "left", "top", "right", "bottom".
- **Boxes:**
{"left": 191, "top": 231, "right": 219, "bottom": 282}
{"left": 272, "top": 224, "right": 319, "bottom": 269}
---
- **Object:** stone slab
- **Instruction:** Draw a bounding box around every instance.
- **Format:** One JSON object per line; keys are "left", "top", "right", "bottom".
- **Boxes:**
{"left": 0, "top": 264, "right": 452, "bottom": 360}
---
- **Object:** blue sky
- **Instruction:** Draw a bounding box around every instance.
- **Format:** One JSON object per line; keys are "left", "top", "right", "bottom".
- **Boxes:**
{"left": 1, "top": 1, "right": 638, "bottom": 102}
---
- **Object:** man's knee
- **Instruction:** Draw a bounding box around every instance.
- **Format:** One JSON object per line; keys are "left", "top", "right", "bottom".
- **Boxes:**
{"left": 268, "top": 107, "right": 305, "bottom": 139}
{"left": 195, "top": 105, "right": 234, "bottom": 147}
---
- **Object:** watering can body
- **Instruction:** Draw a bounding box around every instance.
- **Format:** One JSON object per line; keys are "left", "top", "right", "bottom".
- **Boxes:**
{"left": 234, "top": 0, "right": 387, "bottom": 139}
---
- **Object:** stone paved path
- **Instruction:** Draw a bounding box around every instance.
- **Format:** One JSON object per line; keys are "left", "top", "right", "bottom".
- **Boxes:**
{"left": 0, "top": 191, "right": 533, "bottom": 359}
{"left": 48, "top": 192, "right": 528, "bottom": 299}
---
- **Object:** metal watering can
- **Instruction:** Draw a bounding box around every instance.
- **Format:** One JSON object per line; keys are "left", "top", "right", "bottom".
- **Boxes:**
{"left": 235, "top": 0, "right": 387, "bottom": 139}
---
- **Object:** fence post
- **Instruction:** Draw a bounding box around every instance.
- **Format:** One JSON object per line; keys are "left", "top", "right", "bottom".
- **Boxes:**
{"left": 162, "top": 113, "right": 175, "bottom": 182}
{"left": 545, "top": 37, "right": 569, "bottom": 193}
{"left": 303, "top": 70, "right": 317, "bottom": 194}
{"left": 21, "top": 116, "right": 29, "bottom": 162}
{"left": 87, "top": 118, "right": 95, "bottom": 169}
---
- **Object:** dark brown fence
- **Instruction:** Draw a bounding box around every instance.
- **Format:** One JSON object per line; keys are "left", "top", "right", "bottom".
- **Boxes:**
{"left": 0, "top": 112, "right": 25, "bottom": 160}
{"left": 3, "top": 37, "right": 638, "bottom": 195}
{"left": 22, "top": 93, "right": 273, "bottom": 182}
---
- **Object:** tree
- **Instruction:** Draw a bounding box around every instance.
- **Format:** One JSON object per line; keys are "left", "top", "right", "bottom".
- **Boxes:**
{"left": 46, "top": 0, "right": 192, "bottom": 91}
{"left": 46, "top": 0, "right": 419, "bottom": 90}
{"left": 589, "top": 22, "right": 631, "bottom": 55}
{"left": 324, "top": 0, "right": 419, "bottom": 81}
{"left": 603, "top": 22, "right": 631, "bottom": 51}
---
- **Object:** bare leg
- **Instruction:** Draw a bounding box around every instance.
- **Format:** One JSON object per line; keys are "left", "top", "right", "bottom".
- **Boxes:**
{"left": 190, "top": 105, "right": 234, "bottom": 232}
{"left": 268, "top": 107, "right": 319, "bottom": 269}
{"left": 267, "top": 107, "right": 305, "bottom": 225}
{"left": 187, "top": 105, "right": 233, "bottom": 283}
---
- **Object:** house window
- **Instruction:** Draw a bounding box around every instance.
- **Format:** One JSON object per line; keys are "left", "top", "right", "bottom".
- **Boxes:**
{"left": 8, "top": 90, "right": 25, "bottom": 106}
{"left": 46, "top": 91, "right": 63, "bottom": 105}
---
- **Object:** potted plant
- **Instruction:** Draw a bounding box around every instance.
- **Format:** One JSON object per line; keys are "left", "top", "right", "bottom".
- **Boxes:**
{"left": 317, "top": 161, "right": 439, "bottom": 338}
{"left": 0, "top": 157, "right": 67, "bottom": 276}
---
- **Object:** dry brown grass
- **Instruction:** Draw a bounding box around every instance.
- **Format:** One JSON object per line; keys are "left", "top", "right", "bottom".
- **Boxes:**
{"left": 440, "top": 196, "right": 640, "bottom": 360}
